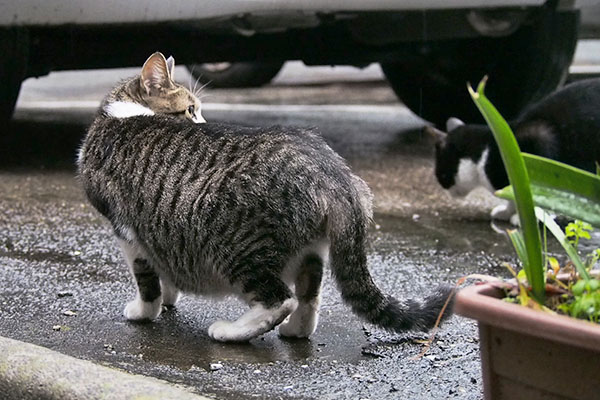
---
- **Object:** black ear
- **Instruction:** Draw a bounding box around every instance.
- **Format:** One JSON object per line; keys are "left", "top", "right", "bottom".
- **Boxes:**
{"left": 140, "top": 52, "right": 174, "bottom": 95}
{"left": 423, "top": 125, "right": 448, "bottom": 144}
{"left": 446, "top": 117, "right": 465, "bottom": 132}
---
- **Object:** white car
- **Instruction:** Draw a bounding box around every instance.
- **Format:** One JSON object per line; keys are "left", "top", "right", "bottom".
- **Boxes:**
{"left": 0, "top": 0, "right": 592, "bottom": 125}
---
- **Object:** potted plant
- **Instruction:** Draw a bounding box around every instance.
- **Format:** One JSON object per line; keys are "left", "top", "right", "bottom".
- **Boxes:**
{"left": 454, "top": 78, "right": 600, "bottom": 400}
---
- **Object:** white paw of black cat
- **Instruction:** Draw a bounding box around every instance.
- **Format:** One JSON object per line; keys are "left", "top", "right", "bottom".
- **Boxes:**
{"left": 491, "top": 203, "right": 515, "bottom": 221}
{"left": 123, "top": 297, "right": 162, "bottom": 321}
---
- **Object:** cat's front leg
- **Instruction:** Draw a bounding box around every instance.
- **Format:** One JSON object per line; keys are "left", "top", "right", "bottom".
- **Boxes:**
{"left": 118, "top": 239, "right": 162, "bottom": 321}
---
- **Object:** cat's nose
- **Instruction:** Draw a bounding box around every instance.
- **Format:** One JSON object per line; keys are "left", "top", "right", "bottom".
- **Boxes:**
{"left": 193, "top": 112, "right": 206, "bottom": 124}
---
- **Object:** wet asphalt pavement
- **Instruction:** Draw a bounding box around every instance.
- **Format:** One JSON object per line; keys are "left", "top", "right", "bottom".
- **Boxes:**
{"left": 0, "top": 65, "right": 525, "bottom": 399}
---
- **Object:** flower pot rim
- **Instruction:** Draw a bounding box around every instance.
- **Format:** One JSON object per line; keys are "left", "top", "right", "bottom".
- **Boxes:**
{"left": 455, "top": 280, "right": 600, "bottom": 352}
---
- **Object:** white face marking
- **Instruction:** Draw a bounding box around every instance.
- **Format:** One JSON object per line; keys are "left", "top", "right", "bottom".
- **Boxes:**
{"left": 448, "top": 147, "right": 491, "bottom": 197}
{"left": 476, "top": 148, "right": 494, "bottom": 192}
{"left": 192, "top": 109, "right": 206, "bottom": 124}
{"left": 104, "top": 101, "right": 155, "bottom": 118}
{"left": 448, "top": 158, "right": 479, "bottom": 197}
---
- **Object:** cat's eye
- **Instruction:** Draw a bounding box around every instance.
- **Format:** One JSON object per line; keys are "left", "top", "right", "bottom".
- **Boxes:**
{"left": 187, "top": 105, "right": 195, "bottom": 115}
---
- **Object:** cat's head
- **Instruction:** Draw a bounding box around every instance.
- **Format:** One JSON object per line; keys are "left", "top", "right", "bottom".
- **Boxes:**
{"left": 426, "top": 117, "right": 491, "bottom": 197}
{"left": 103, "top": 52, "right": 205, "bottom": 123}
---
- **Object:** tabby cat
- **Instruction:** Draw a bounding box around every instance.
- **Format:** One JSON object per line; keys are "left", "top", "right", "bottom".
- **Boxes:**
{"left": 428, "top": 78, "right": 600, "bottom": 225}
{"left": 78, "top": 52, "right": 453, "bottom": 342}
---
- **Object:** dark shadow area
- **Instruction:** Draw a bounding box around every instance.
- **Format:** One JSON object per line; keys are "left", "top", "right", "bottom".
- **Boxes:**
{"left": 385, "top": 126, "right": 435, "bottom": 157}
{"left": 271, "top": 80, "right": 388, "bottom": 89}
{"left": 0, "top": 110, "right": 91, "bottom": 170}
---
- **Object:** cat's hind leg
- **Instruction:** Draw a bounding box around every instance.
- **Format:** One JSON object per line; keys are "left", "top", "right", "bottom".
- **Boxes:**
{"left": 118, "top": 239, "right": 162, "bottom": 321}
{"left": 160, "top": 275, "right": 180, "bottom": 307}
{"left": 208, "top": 269, "right": 297, "bottom": 342}
{"left": 279, "top": 253, "right": 324, "bottom": 338}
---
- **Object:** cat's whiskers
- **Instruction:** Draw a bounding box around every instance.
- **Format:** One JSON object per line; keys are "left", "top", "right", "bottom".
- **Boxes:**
{"left": 188, "top": 65, "right": 197, "bottom": 93}
{"left": 197, "top": 93, "right": 212, "bottom": 100}
{"left": 192, "top": 74, "right": 203, "bottom": 98}
{"left": 194, "top": 80, "right": 211, "bottom": 99}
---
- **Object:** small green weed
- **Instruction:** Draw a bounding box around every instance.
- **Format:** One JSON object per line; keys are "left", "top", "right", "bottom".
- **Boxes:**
{"left": 555, "top": 221, "right": 600, "bottom": 322}
{"left": 565, "top": 220, "right": 592, "bottom": 249}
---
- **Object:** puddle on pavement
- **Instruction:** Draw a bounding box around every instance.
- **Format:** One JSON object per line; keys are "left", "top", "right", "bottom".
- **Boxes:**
{"left": 130, "top": 312, "right": 367, "bottom": 370}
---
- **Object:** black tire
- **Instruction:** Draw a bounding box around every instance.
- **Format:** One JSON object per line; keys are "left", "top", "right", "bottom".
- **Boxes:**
{"left": 187, "top": 62, "right": 284, "bottom": 88}
{"left": 381, "top": 4, "right": 579, "bottom": 127}
{"left": 0, "top": 28, "right": 28, "bottom": 123}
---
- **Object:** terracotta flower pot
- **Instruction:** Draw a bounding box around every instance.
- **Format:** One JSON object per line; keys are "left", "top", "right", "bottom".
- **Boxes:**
{"left": 455, "top": 282, "right": 600, "bottom": 400}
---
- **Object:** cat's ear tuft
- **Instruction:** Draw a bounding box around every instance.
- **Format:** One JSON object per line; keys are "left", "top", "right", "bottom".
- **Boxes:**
{"left": 141, "top": 52, "right": 174, "bottom": 95}
{"left": 166, "top": 56, "right": 175, "bottom": 80}
{"left": 423, "top": 125, "right": 447, "bottom": 143}
{"left": 446, "top": 117, "right": 465, "bottom": 132}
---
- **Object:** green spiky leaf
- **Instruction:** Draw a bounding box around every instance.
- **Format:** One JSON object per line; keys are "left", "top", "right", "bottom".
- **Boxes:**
{"left": 468, "top": 77, "right": 545, "bottom": 303}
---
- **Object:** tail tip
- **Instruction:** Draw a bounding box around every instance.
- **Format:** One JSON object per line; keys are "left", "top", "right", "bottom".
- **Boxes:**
{"left": 425, "top": 284, "right": 456, "bottom": 324}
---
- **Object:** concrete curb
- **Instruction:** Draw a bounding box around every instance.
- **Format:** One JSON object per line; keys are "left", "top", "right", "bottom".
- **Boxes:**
{"left": 0, "top": 336, "right": 212, "bottom": 400}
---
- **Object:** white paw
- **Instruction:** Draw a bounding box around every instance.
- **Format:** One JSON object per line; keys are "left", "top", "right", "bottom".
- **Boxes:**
{"left": 509, "top": 213, "right": 521, "bottom": 226}
{"left": 123, "top": 297, "right": 161, "bottom": 321}
{"left": 278, "top": 305, "right": 318, "bottom": 338}
{"left": 491, "top": 204, "right": 513, "bottom": 221}
{"left": 208, "top": 320, "right": 254, "bottom": 342}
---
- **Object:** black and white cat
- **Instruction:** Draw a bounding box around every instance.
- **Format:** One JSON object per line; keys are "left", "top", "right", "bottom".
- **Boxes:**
{"left": 428, "top": 78, "right": 600, "bottom": 225}
{"left": 78, "top": 52, "right": 454, "bottom": 342}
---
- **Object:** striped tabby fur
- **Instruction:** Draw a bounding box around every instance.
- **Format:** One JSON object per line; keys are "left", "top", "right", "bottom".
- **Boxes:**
{"left": 77, "top": 52, "right": 454, "bottom": 342}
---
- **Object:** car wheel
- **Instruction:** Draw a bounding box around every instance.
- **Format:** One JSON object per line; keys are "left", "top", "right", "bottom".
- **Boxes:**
{"left": 187, "top": 62, "right": 284, "bottom": 88}
{"left": 381, "top": 5, "right": 578, "bottom": 127}
{"left": 0, "top": 28, "right": 28, "bottom": 123}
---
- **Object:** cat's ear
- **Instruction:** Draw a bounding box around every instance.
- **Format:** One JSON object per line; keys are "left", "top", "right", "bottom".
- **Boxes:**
{"left": 423, "top": 125, "right": 447, "bottom": 143}
{"left": 166, "top": 56, "right": 175, "bottom": 80}
{"left": 141, "top": 52, "right": 174, "bottom": 95}
{"left": 446, "top": 117, "right": 465, "bottom": 132}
